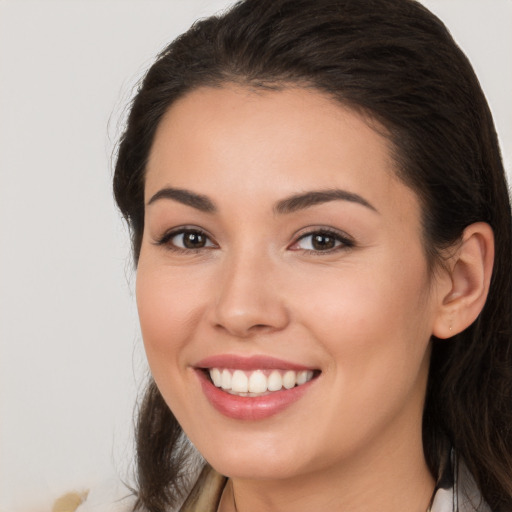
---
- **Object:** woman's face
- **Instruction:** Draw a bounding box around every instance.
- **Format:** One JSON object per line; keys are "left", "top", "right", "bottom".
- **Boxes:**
{"left": 137, "top": 85, "right": 446, "bottom": 481}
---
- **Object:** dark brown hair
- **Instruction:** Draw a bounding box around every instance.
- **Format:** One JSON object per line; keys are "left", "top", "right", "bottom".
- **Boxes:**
{"left": 113, "top": 1, "right": 512, "bottom": 510}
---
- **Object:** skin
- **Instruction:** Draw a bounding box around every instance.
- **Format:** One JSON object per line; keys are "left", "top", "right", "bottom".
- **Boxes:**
{"left": 137, "top": 85, "right": 454, "bottom": 511}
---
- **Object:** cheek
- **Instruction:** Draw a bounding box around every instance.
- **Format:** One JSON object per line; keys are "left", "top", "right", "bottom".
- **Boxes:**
{"left": 135, "top": 263, "right": 205, "bottom": 369}
{"left": 292, "top": 253, "right": 433, "bottom": 385}
{"left": 135, "top": 262, "right": 215, "bottom": 425}
{"left": 293, "top": 262, "right": 433, "bottom": 442}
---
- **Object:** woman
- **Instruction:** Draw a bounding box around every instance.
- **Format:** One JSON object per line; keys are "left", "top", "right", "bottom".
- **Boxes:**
{"left": 57, "top": 0, "right": 512, "bottom": 510}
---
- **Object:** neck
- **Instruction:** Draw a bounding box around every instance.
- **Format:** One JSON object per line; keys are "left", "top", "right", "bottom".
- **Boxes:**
{"left": 219, "top": 422, "right": 434, "bottom": 512}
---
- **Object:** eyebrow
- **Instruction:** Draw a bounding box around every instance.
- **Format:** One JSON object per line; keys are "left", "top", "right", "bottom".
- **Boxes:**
{"left": 274, "top": 189, "right": 378, "bottom": 214}
{"left": 147, "top": 187, "right": 216, "bottom": 212}
{"left": 146, "top": 186, "right": 377, "bottom": 215}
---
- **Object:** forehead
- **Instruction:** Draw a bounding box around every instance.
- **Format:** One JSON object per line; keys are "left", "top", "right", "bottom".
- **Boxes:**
{"left": 145, "top": 85, "right": 419, "bottom": 220}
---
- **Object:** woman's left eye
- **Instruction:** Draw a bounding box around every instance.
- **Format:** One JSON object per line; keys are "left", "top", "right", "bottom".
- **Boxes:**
{"left": 290, "top": 230, "right": 353, "bottom": 252}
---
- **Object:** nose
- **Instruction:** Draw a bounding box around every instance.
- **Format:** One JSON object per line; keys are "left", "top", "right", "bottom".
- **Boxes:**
{"left": 209, "top": 251, "right": 290, "bottom": 338}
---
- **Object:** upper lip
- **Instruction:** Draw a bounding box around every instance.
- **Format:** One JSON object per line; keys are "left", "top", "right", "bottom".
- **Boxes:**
{"left": 194, "top": 354, "right": 316, "bottom": 371}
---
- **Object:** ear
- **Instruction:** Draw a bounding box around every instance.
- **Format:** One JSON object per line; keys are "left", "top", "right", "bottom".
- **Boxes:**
{"left": 432, "top": 222, "right": 494, "bottom": 339}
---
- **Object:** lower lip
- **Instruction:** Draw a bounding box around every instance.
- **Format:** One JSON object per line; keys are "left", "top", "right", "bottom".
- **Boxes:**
{"left": 196, "top": 370, "right": 316, "bottom": 420}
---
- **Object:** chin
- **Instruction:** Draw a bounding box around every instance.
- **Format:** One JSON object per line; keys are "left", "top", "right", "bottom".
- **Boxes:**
{"left": 209, "top": 455, "right": 303, "bottom": 481}
{"left": 194, "top": 431, "right": 317, "bottom": 481}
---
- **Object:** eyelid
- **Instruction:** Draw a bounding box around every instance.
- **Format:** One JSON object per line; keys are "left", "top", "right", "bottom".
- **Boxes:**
{"left": 152, "top": 225, "right": 354, "bottom": 254}
{"left": 289, "top": 227, "right": 355, "bottom": 253}
{"left": 153, "top": 226, "right": 217, "bottom": 251}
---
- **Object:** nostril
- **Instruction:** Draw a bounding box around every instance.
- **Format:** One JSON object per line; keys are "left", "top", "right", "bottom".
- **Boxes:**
{"left": 252, "top": 324, "right": 271, "bottom": 330}
{"left": 213, "top": 321, "right": 275, "bottom": 337}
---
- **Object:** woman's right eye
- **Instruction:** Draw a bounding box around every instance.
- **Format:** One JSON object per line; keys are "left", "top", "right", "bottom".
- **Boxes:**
{"left": 156, "top": 229, "right": 215, "bottom": 251}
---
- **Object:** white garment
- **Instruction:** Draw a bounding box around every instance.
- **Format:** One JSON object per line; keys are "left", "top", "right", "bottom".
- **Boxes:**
{"left": 430, "top": 455, "right": 492, "bottom": 512}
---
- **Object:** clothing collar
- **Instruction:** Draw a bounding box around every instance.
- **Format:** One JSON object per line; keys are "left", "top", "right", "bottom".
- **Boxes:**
{"left": 429, "top": 451, "right": 491, "bottom": 512}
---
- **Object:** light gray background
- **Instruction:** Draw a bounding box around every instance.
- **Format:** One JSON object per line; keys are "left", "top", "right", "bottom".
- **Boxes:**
{"left": 0, "top": 1, "right": 510, "bottom": 510}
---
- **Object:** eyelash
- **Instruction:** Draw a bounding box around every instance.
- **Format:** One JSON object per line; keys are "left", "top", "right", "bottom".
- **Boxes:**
{"left": 154, "top": 227, "right": 354, "bottom": 254}
{"left": 154, "top": 227, "right": 217, "bottom": 254}
{"left": 291, "top": 228, "right": 354, "bottom": 254}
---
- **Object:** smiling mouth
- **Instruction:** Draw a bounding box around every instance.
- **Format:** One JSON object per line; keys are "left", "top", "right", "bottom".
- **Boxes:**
{"left": 205, "top": 368, "right": 320, "bottom": 397}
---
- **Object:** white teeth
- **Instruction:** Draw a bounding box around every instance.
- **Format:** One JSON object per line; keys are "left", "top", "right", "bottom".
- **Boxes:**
{"left": 248, "top": 370, "right": 267, "bottom": 393}
{"left": 267, "top": 370, "right": 283, "bottom": 391}
{"left": 231, "top": 370, "right": 249, "bottom": 392}
{"left": 297, "top": 370, "right": 308, "bottom": 385}
{"left": 208, "top": 368, "right": 315, "bottom": 395}
{"left": 210, "top": 368, "right": 222, "bottom": 387}
{"left": 283, "top": 370, "right": 296, "bottom": 389}
{"left": 221, "top": 369, "right": 232, "bottom": 390}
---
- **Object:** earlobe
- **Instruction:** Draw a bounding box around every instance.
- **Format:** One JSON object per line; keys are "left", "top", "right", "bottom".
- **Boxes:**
{"left": 432, "top": 222, "right": 494, "bottom": 339}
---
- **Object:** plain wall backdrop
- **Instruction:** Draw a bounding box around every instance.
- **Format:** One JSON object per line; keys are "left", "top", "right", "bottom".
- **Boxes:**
{"left": 0, "top": 1, "right": 510, "bottom": 510}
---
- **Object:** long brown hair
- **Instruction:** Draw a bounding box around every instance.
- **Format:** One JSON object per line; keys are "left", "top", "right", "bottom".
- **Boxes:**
{"left": 114, "top": 1, "right": 512, "bottom": 510}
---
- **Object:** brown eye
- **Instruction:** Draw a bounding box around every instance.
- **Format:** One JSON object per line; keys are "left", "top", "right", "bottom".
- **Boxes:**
{"left": 167, "top": 229, "right": 215, "bottom": 250}
{"left": 181, "top": 231, "right": 207, "bottom": 248}
{"left": 311, "top": 233, "right": 336, "bottom": 250}
{"left": 291, "top": 229, "right": 354, "bottom": 253}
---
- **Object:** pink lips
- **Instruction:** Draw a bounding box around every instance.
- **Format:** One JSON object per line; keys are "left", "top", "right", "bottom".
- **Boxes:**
{"left": 194, "top": 355, "right": 318, "bottom": 421}
{"left": 195, "top": 354, "right": 312, "bottom": 372}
